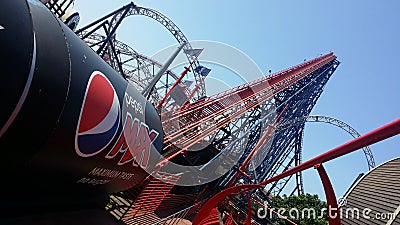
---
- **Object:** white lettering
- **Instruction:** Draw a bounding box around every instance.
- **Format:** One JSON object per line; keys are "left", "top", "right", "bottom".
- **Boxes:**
{"left": 302, "top": 208, "right": 317, "bottom": 219}
{"left": 76, "top": 177, "right": 110, "bottom": 186}
{"left": 124, "top": 93, "right": 144, "bottom": 115}
{"left": 257, "top": 207, "right": 266, "bottom": 219}
{"left": 118, "top": 172, "right": 135, "bottom": 180}
{"left": 363, "top": 208, "right": 371, "bottom": 219}
{"left": 289, "top": 208, "right": 299, "bottom": 219}
{"left": 328, "top": 206, "right": 338, "bottom": 219}
{"left": 277, "top": 208, "right": 287, "bottom": 219}
{"left": 88, "top": 167, "right": 122, "bottom": 178}
{"left": 87, "top": 167, "right": 135, "bottom": 180}
{"left": 346, "top": 207, "right": 360, "bottom": 219}
{"left": 318, "top": 208, "right": 327, "bottom": 219}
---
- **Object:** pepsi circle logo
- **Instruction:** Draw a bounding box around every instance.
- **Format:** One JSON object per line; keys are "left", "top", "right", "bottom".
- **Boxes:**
{"left": 75, "top": 71, "right": 120, "bottom": 157}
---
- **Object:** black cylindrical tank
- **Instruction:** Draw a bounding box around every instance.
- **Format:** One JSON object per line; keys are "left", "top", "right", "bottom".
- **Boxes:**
{"left": 0, "top": 0, "right": 163, "bottom": 208}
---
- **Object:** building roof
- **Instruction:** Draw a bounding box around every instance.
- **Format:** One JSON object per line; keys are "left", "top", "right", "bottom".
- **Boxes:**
{"left": 341, "top": 157, "right": 400, "bottom": 225}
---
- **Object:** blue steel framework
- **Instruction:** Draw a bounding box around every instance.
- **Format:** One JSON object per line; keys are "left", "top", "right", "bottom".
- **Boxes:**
{"left": 214, "top": 59, "right": 340, "bottom": 224}
{"left": 260, "top": 59, "right": 341, "bottom": 195}
{"left": 218, "top": 58, "right": 340, "bottom": 191}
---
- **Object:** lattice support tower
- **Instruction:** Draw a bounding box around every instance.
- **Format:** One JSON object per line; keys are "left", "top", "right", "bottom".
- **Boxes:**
{"left": 75, "top": 3, "right": 206, "bottom": 100}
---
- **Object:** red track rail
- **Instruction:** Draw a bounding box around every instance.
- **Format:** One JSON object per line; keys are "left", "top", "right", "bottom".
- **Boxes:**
{"left": 122, "top": 172, "right": 181, "bottom": 223}
{"left": 161, "top": 53, "right": 336, "bottom": 160}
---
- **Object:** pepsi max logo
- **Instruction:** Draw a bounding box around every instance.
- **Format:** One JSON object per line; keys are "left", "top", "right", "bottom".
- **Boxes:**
{"left": 75, "top": 71, "right": 120, "bottom": 157}
{"left": 106, "top": 112, "right": 159, "bottom": 168}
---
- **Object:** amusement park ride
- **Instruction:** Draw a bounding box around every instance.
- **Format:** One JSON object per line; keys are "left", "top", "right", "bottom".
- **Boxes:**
{"left": 1, "top": 0, "right": 399, "bottom": 224}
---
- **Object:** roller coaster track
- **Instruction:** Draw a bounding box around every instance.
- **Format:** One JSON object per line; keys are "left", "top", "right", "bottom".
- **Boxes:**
{"left": 161, "top": 53, "right": 337, "bottom": 161}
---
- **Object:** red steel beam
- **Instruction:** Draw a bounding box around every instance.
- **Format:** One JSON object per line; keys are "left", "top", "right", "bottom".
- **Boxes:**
{"left": 192, "top": 118, "right": 400, "bottom": 225}
{"left": 315, "top": 163, "right": 341, "bottom": 225}
{"left": 245, "top": 194, "right": 252, "bottom": 225}
{"left": 156, "top": 62, "right": 194, "bottom": 109}
{"left": 240, "top": 104, "right": 288, "bottom": 172}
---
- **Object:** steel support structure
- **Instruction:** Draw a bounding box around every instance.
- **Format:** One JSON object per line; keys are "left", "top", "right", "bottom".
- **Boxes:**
{"left": 254, "top": 59, "right": 340, "bottom": 184}
{"left": 76, "top": 3, "right": 206, "bottom": 97}
{"left": 192, "top": 118, "right": 400, "bottom": 225}
{"left": 219, "top": 58, "right": 340, "bottom": 198}
{"left": 74, "top": 3, "right": 204, "bottom": 108}
{"left": 45, "top": 0, "right": 75, "bottom": 18}
{"left": 214, "top": 58, "right": 339, "bottom": 221}
{"left": 275, "top": 115, "right": 376, "bottom": 197}
{"left": 83, "top": 33, "right": 184, "bottom": 105}
{"left": 160, "top": 54, "right": 337, "bottom": 163}
{"left": 151, "top": 54, "right": 337, "bottom": 224}
{"left": 279, "top": 115, "right": 376, "bottom": 170}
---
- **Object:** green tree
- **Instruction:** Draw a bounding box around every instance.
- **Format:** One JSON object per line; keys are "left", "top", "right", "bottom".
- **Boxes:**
{"left": 269, "top": 194, "right": 328, "bottom": 225}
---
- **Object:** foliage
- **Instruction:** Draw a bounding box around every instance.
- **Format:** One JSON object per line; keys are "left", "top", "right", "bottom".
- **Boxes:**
{"left": 267, "top": 193, "right": 328, "bottom": 225}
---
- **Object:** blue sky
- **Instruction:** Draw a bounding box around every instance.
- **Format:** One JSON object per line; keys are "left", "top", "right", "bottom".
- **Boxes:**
{"left": 73, "top": 0, "right": 400, "bottom": 200}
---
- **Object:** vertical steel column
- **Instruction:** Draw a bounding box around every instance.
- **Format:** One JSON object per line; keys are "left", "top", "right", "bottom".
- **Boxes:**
{"left": 314, "top": 163, "right": 341, "bottom": 225}
{"left": 244, "top": 194, "right": 252, "bottom": 225}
